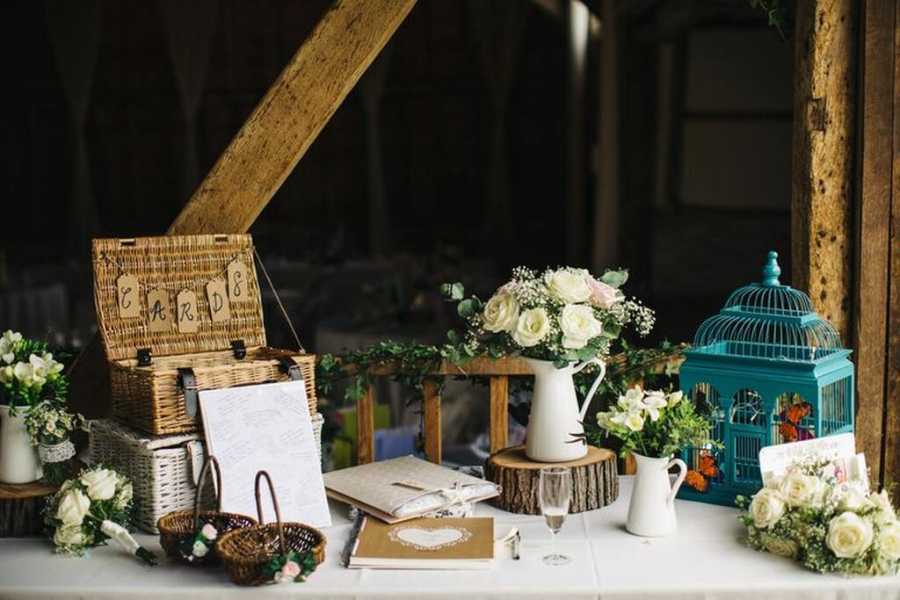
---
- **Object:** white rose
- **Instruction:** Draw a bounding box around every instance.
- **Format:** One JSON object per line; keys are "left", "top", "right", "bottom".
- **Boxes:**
{"left": 512, "top": 308, "right": 551, "bottom": 348}
{"left": 81, "top": 468, "right": 118, "bottom": 501}
{"left": 871, "top": 490, "right": 897, "bottom": 521}
{"left": 624, "top": 413, "right": 644, "bottom": 432}
{"left": 759, "top": 533, "right": 799, "bottom": 558}
{"left": 839, "top": 486, "right": 874, "bottom": 512}
{"left": 114, "top": 482, "right": 133, "bottom": 510}
{"left": 53, "top": 524, "right": 87, "bottom": 547}
{"left": 56, "top": 489, "right": 91, "bottom": 526}
{"left": 779, "top": 472, "right": 825, "bottom": 507}
{"left": 749, "top": 488, "right": 787, "bottom": 529}
{"left": 192, "top": 540, "right": 210, "bottom": 558}
{"left": 827, "top": 512, "right": 875, "bottom": 558}
{"left": 558, "top": 304, "right": 602, "bottom": 349}
{"left": 482, "top": 292, "right": 520, "bottom": 333}
{"left": 544, "top": 269, "right": 592, "bottom": 303}
{"left": 879, "top": 521, "right": 900, "bottom": 561}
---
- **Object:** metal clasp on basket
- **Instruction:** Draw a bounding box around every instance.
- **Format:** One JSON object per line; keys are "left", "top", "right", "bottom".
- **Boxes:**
{"left": 278, "top": 356, "right": 303, "bottom": 381}
{"left": 177, "top": 367, "right": 199, "bottom": 418}
{"left": 136, "top": 348, "right": 152, "bottom": 366}
{"left": 231, "top": 340, "right": 247, "bottom": 360}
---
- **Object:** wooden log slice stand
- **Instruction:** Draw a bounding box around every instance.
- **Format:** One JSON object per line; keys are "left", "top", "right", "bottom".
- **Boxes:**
{"left": 0, "top": 480, "right": 58, "bottom": 537}
{"left": 485, "top": 446, "right": 618, "bottom": 515}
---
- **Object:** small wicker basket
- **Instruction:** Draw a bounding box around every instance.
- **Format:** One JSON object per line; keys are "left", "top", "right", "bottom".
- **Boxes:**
{"left": 217, "top": 471, "right": 326, "bottom": 586}
{"left": 157, "top": 456, "right": 257, "bottom": 566}
{"left": 91, "top": 234, "right": 317, "bottom": 435}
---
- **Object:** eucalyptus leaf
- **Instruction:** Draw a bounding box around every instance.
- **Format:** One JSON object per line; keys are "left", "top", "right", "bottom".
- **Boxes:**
{"left": 600, "top": 269, "right": 629, "bottom": 288}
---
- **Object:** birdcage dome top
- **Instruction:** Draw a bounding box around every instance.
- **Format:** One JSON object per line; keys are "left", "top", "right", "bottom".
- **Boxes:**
{"left": 689, "top": 251, "right": 845, "bottom": 363}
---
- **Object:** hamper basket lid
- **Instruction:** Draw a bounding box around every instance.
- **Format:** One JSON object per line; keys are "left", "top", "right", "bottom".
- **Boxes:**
{"left": 92, "top": 234, "right": 267, "bottom": 362}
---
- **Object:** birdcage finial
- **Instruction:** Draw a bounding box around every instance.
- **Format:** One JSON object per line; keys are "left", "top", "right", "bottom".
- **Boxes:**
{"left": 762, "top": 251, "right": 781, "bottom": 286}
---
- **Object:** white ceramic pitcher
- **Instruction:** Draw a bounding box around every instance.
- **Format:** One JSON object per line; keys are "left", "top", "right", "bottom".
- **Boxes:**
{"left": 0, "top": 405, "right": 43, "bottom": 484}
{"left": 626, "top": 453, "right": 687, "bottom": 537}
{"left": 524, "top": 357, "right": 606, "bottom": 463}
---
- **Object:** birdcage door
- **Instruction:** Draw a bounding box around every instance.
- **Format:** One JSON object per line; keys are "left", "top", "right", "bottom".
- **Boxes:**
{"left": 728, "top": 430, "right": 764, "bottom": 489}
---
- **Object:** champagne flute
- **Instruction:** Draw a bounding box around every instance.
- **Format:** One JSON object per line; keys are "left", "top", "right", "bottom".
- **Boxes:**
{"left": 539, "top": 466, "right": 572, "bottom": 566}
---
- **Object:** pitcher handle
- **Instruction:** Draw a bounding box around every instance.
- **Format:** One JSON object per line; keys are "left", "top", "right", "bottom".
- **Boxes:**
{"left": 573, "top": 358, "right": 606, "bottom": 422}
{"left": 666, "top": 458, "right": 687, "bottom": 508}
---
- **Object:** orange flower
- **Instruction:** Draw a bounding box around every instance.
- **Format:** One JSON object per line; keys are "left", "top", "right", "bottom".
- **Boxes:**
{"left": 698, "top": 454, "right": 719, "bottom": 479}
{"left": 779, "top": 421, "right": 799, "bottom": 442}
{"left": 685, "top": 470, "right": 708, "bottom": 492}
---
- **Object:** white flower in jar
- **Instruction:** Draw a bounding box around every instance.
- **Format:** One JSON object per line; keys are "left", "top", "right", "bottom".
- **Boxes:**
{"left": 558, "top": 304, "right": 602, "bottom": 350}
{"left": 512, "top": 308, "right": 551, "bottom": 348}
{"left": 544, "top": 269, "right": 592, "bottom": 303}
{"left": 481, "top": 292, "right": 520, "bottom": 333}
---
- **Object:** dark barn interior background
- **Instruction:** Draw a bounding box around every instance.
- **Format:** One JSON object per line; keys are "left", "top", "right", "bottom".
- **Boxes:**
{"left": 0, "top": 0, "right": 794, "bottom": 463}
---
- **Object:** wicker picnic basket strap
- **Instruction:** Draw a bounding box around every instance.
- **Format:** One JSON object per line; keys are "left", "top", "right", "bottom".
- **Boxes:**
{"left": 193, "top": 456, "right": 223, "bottom": 529}
{"left": 252, "top": 249, "right": 305, "bottom": 354}
{"left": 254, "top": 470, "right": 286, "bottom": 556}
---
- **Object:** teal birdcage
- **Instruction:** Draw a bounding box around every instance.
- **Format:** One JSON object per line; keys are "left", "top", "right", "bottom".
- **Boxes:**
{"left": 677, "top": 251, "right": 854, "bottom": 506}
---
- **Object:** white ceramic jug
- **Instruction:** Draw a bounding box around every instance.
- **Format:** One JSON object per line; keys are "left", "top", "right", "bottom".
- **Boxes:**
{"left": 524, "top": 357, "right": 606, "bottom": 463}
{"left": 626, "top": 453, "right": 687, "bottom": 537}
{"left": 0, "top": 405, "right": 43, "bottom": 484}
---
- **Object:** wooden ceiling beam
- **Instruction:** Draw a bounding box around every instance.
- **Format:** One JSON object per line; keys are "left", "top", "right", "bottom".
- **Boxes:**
{"left": 167, "top": 0, "right": 417, "bottom": 235}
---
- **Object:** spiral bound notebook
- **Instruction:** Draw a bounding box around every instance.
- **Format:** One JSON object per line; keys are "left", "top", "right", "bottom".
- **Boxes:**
{"left": 347, "top": 517, "right": 494, "bottom": 570}
{"left": 323, "top": 456, "right": 500, "bottom": 523}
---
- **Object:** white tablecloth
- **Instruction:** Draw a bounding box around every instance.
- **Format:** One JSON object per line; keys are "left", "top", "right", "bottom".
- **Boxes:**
{"left": 1, "top": 478, "right": 898, "bottom": 600}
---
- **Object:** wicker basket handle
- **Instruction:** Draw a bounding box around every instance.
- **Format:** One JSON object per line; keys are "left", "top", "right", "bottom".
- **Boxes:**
{"left": 193, "top": 455, "right": 223, "bottom": 529}
{"left": 254, "top": 470, "right": 287, "bottom": 556}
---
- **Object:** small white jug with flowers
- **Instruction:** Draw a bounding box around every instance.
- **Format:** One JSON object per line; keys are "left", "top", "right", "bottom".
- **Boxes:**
{"left": 595, "top": 387, "right": 716, "bottom": 536}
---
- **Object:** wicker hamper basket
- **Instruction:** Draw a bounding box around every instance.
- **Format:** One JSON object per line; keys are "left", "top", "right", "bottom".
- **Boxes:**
{"left": 88, "top": 414, "right": 325, "bottom": 533}
{"left": 92, "top": 234, "right": 317, "bottom": 435}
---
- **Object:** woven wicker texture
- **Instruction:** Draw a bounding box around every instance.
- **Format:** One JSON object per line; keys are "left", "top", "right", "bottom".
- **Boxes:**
{"left": 217, "top": 471, "right": 325, "bottom": 586}
{"left": 87, "top": 414, "right": 324, "bottom": 533}
{"left": 92, "top": 234, "right": 265, "bottom": 362}
{"left": 158, "top": 456, "right": 257, "bottom": 566}
{"left": 109, "top": 349, "right": 317, "bottom": 435}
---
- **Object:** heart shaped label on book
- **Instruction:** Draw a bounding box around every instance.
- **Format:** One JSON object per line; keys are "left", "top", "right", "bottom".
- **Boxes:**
{"left": 389, "top": 526, "right": 472, "bottom": 551}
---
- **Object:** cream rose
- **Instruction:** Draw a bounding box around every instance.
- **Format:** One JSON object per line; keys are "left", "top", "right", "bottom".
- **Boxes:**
{"left": 827, "top": 512, "right": 875, "bottom": 558}
{"left": 482, "top": 292, "right": 520, "bottom": 333}
{"left": 53, "top": 524, "right": 87, "bottom": 547}
{"left": 760, "top": 533, "right": 799, "bottom": 558}
{"left": 544, "top": 269, "right": 592, "bottom": 303}
{"left": 879, "top": 520, "right": 900, "bottom": 561}
{"left": 839, "top": 486, "right": 874, "bottom": 512}
{"left": 81, "top": 468, "right": 118, "bottom": 501}
{"left": 56, "top": 489, "right": 91, "bottom": 526}
{"left": 512, "top": 308, "right": 551, "bottom": 348}
{"left": 586, "top": 278, "right": 620, "bottom": 309}
{"left": 779, "top": 472, "right": 825, "bottom": 507}
{"left": 871, "top": 489, "right": 897, "bottom": 522}
{"left": 749, "top": 488, "right": 787, "bottom": 529}
{"left": 558, "top": 304, "right": 602, "bottom": 349}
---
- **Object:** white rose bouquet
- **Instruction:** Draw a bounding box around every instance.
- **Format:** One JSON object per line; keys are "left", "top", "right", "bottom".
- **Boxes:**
{"left": 43, "top": 466, "right": 156, "bottom": 565}
{"left": 24, "top": 403, "right": 84, "bottom": 485}
{"left": 0, "top": 330, "right": 67, "bottom": 411}
{"left": 442, "top": 266, "right": 654, "bottom": 367}
{"left": 737, "top": 459, "right": 900, "bottom": 576}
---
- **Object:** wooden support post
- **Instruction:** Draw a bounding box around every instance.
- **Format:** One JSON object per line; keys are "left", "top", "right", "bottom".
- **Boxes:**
{"left": 357, "top": 384, "right": 376, "bottom": 465}
{"left": 791, "top": 0, "right": 857, "bottom": 342}
{"left": 856, "top": 0, "right": 893, "bottom": 489}
{"left": 489, "top": 376, "right": 509, "bottom": 454}
{"left": 423, "top": 380, "right": 442, "bottom": 464}
{"left": 167, "top": 0, "right": 417, "bottom": 234}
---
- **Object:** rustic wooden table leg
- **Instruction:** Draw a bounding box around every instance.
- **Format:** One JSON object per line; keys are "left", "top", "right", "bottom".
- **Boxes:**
{"left": 423, "top": 380, "right": 442, "bottom": 464}
{"left": 489, "top": 376, "right": 509, "bottom": 454}
{"left": 357, "top": 384, "right": 376, "bottom": 464}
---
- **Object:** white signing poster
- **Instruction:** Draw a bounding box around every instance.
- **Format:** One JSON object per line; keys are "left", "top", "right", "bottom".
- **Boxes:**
{"left": 199, "top": 380, "right": 331, "bottom": 528}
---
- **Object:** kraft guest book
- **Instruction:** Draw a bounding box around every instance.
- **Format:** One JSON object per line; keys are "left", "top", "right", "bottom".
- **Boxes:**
{"left": 323, "top": 456, "right": 500, "bottom": 523}
{"left": 347, "top": 517, "right": 494, "bottom": 570}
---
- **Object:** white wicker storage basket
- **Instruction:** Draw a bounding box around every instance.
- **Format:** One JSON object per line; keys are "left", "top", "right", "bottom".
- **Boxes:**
{"left": 87, "top": 414, "right": 324, "bottom": 533}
